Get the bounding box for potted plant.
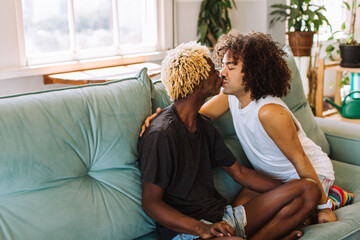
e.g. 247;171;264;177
326;0;360;67
270;0;330;56
197;0;236;48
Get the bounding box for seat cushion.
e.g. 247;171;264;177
0;68;155;239
301;160;360;240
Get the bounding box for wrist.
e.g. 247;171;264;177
197;219;212;236
317;199;332;210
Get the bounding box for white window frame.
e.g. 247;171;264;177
0;0;173;80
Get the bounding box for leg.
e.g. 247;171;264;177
239;178;321;240
232;187;260;207
208;237;243;240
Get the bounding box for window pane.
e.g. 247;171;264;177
22;0;70;55
311;0;347;41
117;0;157;46
73;0;113;50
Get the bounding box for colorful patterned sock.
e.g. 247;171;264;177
328;185;355;210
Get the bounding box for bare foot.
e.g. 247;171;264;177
280;230;303;240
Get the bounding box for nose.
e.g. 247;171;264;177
220;66;227;78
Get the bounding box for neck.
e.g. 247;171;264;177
235;91;252;109
174;91;205;134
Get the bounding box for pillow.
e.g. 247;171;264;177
0;68;155;239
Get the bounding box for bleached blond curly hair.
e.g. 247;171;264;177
161;41;211;101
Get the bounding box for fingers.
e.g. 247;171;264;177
139;108;162;137
210;221;236;237
139;125;146;137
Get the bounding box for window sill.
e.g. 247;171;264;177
0;51;166;81
44;62;161;85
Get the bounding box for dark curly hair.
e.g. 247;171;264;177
213;30;291;100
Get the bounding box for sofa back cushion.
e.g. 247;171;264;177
0;68;155;239
281;45;330;154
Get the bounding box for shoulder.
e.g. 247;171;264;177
258;103;296;134
140;109;178;144
198;112;217;130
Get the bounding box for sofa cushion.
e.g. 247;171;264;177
301;160;360;239
281;45;330;155
0;68;155;239
151;80;172;112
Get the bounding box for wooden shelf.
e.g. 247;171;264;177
316;59;353;117
324;112;360;125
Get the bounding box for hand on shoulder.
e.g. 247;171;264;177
139;107;162;137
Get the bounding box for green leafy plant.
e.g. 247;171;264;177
197;0;236;48
326;0;360;59
270;0;330;32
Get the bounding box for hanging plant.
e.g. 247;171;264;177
197;0;236;48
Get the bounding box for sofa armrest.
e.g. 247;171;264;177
315;117;360;166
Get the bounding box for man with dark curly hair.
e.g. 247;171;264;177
201;30;337;224
139;41;321;240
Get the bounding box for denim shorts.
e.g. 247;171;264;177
172;205;247;240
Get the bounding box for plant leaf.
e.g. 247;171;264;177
325;45;335;52
343;1;350;11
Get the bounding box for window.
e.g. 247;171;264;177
20;0;163;66
311;0;347;41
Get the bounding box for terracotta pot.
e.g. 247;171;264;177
287;31;315;57
340;44;360;68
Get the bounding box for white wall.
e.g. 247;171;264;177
175;0;286;45
0;0;21;69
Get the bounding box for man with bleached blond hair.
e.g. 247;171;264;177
138;41;321;240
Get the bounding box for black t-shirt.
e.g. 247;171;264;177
138;104;237;238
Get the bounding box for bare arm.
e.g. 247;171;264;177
223;160;281;193
142;182;236;238
199;92;229;119
258;104;337;223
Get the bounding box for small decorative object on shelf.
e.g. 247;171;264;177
325;91;360;119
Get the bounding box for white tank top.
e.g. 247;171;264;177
228;95;335;182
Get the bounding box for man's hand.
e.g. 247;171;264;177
318;208;337;223
199;221;237;239
139;107;162;137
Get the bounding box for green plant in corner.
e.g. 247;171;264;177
197;0;236;48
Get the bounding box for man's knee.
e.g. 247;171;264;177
296;178;322;208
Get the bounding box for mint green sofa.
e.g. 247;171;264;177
0;46;359;240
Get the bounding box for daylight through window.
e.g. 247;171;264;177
21;0;158;65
